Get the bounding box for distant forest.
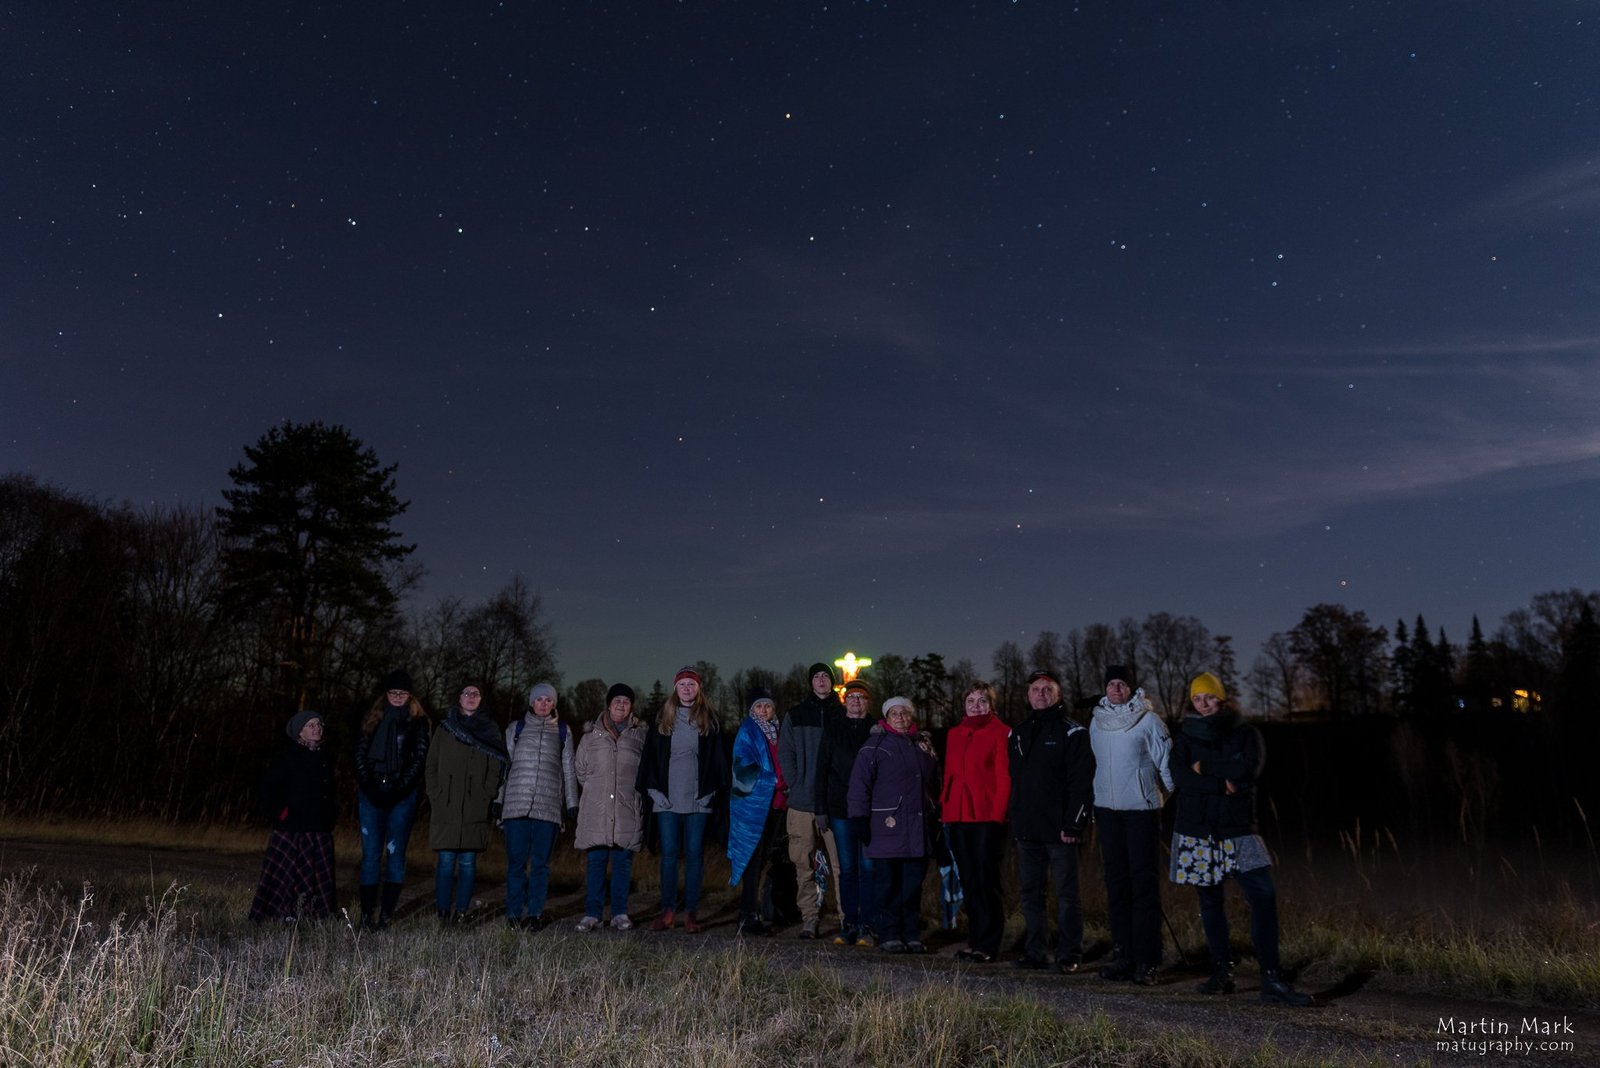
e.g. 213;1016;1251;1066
3;423;1596;840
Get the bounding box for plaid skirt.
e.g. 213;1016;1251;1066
249;830;337;922
1169;832;1271;887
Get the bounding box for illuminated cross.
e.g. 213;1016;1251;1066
834;651;872;684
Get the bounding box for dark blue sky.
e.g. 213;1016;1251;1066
6;2;1596;684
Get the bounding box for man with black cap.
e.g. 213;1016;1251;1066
777;661;846;938
1008;669;1095;972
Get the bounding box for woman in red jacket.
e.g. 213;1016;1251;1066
942;680;1012;962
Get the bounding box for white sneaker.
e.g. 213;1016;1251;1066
575;915;601;932
610;914;634;930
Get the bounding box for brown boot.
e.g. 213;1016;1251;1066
683;912;701;934
649;908;675;931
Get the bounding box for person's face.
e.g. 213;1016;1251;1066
751;699;776;723
884;704;915;729
811;671;834;698
1191;692;1221;717
459;687;483;714
844;690;870;718
1027;677;1060;709
532;694;556;717
386;688;409;708
964;690;992;717
675;677;700;705
1105;679;1132;704
608;696;633;722
298;718;324;745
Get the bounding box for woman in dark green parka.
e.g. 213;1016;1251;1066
426;681;508;922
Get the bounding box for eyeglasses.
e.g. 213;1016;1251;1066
461;689;482;698
387;689;409;698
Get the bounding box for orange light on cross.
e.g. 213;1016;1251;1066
834;651;871;684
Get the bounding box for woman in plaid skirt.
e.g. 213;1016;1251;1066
249;710;338;923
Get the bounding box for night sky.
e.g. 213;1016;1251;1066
6;3;1597;686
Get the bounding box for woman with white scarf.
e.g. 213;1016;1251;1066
1089;665;1173;985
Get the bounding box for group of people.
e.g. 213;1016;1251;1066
249;660;1312;1006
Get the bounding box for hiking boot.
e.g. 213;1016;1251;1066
1099;957;1134;981
1132;964;1159;986
649;909;675;931
799;918;819;939
832;925;854;946
1259;969;1313;1006
854;928;875;948
1197;964;1235;995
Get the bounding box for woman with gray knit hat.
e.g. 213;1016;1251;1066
426;680;508;923
573;682;647;931
249;710;337;922
498;681;578;929
1090;665;1172;984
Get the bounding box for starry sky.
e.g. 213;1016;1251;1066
6;2;1597;686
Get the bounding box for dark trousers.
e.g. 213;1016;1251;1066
946;821;1007;956
1096;807;1163;967
739;810;783;918
871;856;928;943
1195;864;1282;971
1016;839;1082;964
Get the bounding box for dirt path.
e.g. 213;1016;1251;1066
2;836;1594;1066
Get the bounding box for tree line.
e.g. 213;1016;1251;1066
1;420;1594;821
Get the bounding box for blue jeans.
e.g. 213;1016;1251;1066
503;818;560;920
656;810;709;912
584;848;635;919
434;850;479;914
1196;864;1282;971
357;790;419;886
830;816;874;929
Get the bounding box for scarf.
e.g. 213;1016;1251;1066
751;713;778;745
1181;706;1240;743
1092;690;1153;733
883;716;919;738
365;705;406;772
443;707;509;762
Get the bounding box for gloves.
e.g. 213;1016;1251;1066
565;807;579;826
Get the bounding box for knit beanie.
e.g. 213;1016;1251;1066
746;686;775;713
606;682;636;705
1104;664;1136;689
843;679;873;698
1189;672;1227;700
674;666;701;685
808;662;836;685
528;681;558;705
286;710;322;739
882;695;915;716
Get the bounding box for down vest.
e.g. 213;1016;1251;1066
498;712;578;824
574;715;647;851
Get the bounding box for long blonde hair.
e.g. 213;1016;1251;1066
656;686;719;736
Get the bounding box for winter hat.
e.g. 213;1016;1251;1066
808;661;837;684
882;695;915;716
1104;665;1136;689
381;669;414;693
843;679;873;698
606;682;636;705
746;686;775;713
528;681;558;705
1026;669;1060;687
1189;672;1227;701
286;710;322;740
674;666;701;685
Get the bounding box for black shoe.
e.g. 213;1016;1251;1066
879;940;908;954
1197;965;1235;995
736;916;772;937
1013;956;1050;970
1056;958;1081;975
905;940;928;954
1099;960;1134;981
1259;969;1313;1006
1132;964;1158;986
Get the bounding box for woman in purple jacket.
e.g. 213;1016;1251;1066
847;695;939;954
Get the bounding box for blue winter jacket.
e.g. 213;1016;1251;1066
727;716;779;884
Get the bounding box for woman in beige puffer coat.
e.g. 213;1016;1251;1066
572;683;647;930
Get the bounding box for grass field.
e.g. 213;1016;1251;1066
1;815;1596;1066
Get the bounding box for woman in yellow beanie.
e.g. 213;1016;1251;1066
1168;672;1312;1006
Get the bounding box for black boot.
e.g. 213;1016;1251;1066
379;882;403;929
1098;946;1133;981
1196;961;1234;995
1259;969;1313;1006
358;884;380;931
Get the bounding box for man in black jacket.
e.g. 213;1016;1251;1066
1008;670;1095;972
